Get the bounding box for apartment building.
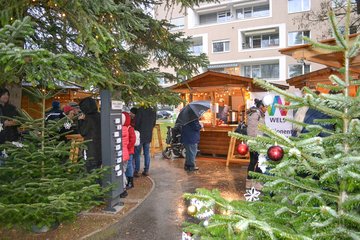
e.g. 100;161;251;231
155;0;346;86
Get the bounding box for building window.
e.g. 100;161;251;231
243;29;279;49
288;31;310;46
242;63;279;79
199;13;217;25
288;64;310;78
288;0;310;13
236;4;270;19
212;40;230;53
169;17;184;30
336;26;357;35
331;0;356;8
189;37;203;56
217;11;231;23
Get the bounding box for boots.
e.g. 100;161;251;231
120;190;128;198
126;177;134;190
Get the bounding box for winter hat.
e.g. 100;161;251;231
52;100;60;109
68;101;80;109
0;88;10;97
63;105;75;114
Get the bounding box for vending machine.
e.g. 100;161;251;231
100;90;125;211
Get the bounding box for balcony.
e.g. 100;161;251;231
195;0;270;26
241;28;279;50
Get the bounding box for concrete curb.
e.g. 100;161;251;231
80;176;156;240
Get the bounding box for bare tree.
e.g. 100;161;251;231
293;0;359;39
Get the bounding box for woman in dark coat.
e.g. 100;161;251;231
78;97;102;172
0;88;20;144
134;106;156;176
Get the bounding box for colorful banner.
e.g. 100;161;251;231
265;95;294;137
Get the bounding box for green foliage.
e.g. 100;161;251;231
183;1;360;239
0;88;107;229
0;0;213;105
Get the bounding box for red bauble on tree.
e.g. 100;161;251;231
267;145;284;161
237;142;249;155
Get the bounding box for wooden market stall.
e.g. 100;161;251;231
21;82;94;119
286;67;359;95
280;33;360;95
169;71;288;158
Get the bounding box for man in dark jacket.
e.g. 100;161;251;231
0;88;20;144
78;97;102;172
45;100;64;121
181;118;203;172
134;106;156;177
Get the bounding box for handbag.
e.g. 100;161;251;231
235;122;247;135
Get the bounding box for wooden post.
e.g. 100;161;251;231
226;136;250;166
151;123;163;157
65;134;84;163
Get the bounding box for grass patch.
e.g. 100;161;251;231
156;119;175;145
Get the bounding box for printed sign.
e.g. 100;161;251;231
265;95;294;137
112;100;123;110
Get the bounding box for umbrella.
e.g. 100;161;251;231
176;101;211;126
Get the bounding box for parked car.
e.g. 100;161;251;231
157;112;164;119
157;110;173;119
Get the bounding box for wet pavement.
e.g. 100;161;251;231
102;155;247;240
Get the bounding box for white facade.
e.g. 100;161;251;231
155;0;333;86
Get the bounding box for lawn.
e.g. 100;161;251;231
156;118;175;145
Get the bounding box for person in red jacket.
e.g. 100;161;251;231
120;113;130;198
123;112;136;189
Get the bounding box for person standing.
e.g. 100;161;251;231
216;98;229;124
123;112;136;190
246;99;267;181
78;97;102;172
45;100;64;121
0;88;20;144
181;118;203;172
119;113;133;198
134;106;156;177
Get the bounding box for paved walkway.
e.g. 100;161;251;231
91;155;247;240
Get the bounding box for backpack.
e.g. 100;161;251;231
235;121;247;135
134;130;141;146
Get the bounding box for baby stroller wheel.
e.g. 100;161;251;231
162;147;172;159
181;148;186;158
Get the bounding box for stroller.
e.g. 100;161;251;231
162;123;186;159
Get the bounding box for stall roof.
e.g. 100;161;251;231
279;33;360;73
169;71;288;93
286;67;338;89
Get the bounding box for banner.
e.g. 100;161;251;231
265;95;294;137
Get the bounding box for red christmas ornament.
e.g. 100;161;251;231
267;145;284;161
237;143;249;155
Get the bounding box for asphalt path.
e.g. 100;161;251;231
103;155;247;240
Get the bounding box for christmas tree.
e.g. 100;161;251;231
183;2;360;239
0;18;106;230
0;0;216;106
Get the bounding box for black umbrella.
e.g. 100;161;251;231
176;101;211;126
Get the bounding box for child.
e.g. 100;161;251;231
123;112;136;189
120;113;130;198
